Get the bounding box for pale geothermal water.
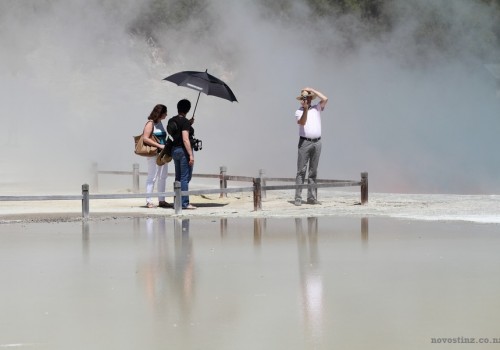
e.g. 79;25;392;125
1;216;499;350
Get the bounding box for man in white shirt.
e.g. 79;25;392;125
294;87;329;206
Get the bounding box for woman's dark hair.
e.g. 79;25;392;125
177;99;191;114
148;104;167;123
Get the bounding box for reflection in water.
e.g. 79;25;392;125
82;221;89;262
220;218;227;238
140;218;169;308
78;216;369;348
361;217;369;243
296;217;323;348
253;218;266;246
137;218;195;327
173;218;195;324
133;217;141;236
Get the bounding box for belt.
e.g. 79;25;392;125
300;136;321;142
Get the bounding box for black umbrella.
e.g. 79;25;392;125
163;69;237;117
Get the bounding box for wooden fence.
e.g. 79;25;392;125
1;163;368;218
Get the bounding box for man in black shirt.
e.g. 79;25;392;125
169;99;197;209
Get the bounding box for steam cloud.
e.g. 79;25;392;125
1;0;499;194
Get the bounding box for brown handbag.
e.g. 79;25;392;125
134;121;159;157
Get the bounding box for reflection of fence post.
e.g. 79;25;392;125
133;163;140;193
253;177;262;211
361;217;369;241
174;181;182;215
220;218;227;238
91;162;99;193
361;172;368;204
259;169;266;199
82;184;89;220
219;166;227;198
174;217;182;236
253;218;263;246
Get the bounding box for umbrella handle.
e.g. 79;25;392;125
192;91;201;118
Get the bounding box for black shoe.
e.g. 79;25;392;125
306;199;321;205
294;199;302;206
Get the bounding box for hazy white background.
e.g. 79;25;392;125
1;0;499;194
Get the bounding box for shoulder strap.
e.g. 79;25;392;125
145;120;155;137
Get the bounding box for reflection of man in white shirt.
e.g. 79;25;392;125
295;87;329;206
295;217;324;343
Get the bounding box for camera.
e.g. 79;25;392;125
192;138;203;152
301;96;308;101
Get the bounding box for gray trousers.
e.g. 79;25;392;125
295;138;322;201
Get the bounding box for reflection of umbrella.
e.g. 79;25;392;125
163;69;237;117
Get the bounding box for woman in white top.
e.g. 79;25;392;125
142;104;170;208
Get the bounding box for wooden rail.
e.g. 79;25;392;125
93;163;367;197
2;165;368;218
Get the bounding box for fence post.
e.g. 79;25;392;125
174;181;182;215
219;166;227;198
82;184;89;219
133;163;140;193
259;169;266;199
253;177;262;211
361;172;368;204
91;162;99;193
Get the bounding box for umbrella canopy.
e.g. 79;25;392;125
163;69;237;117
